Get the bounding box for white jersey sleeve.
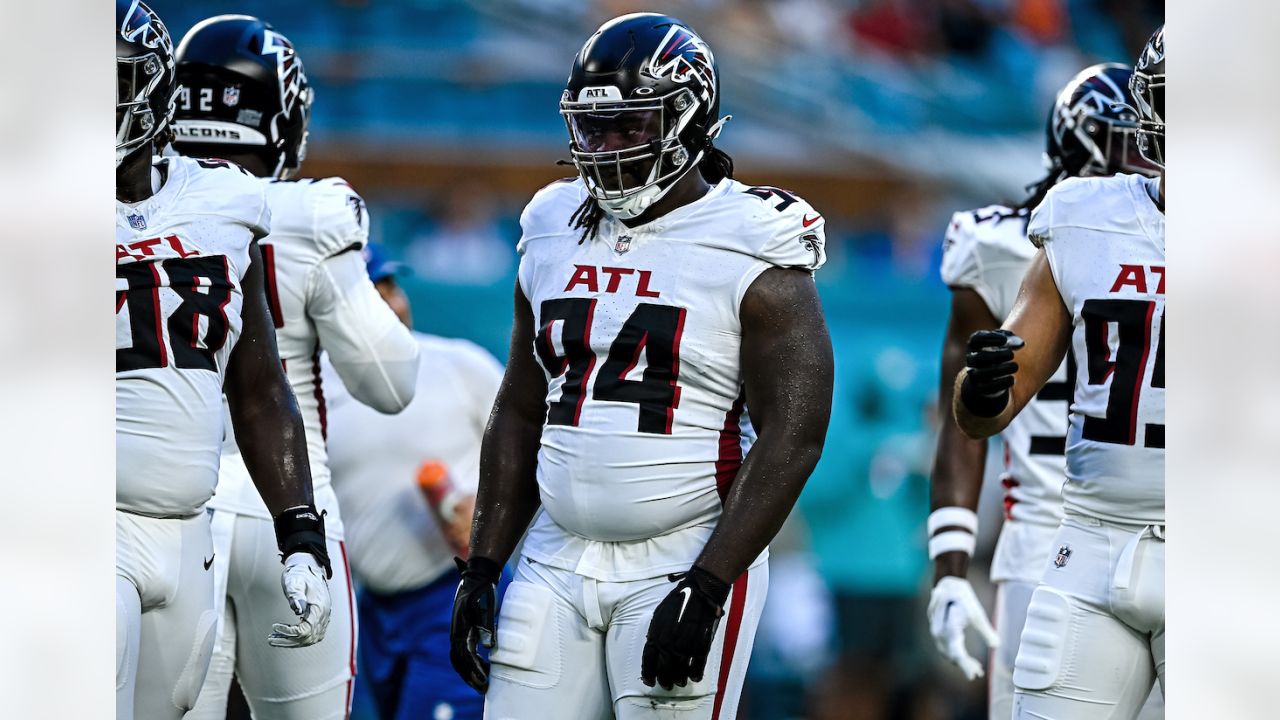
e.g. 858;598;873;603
939;205;1034;321
309;249;420;414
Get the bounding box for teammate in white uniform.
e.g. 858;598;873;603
116;3;332;719
449;14;833;720
323;248;504;720
953;27;1166;720
168;16;420;720
927;64;1158;719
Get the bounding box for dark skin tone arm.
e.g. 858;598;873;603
930;288;999;582
468;281;547;565
954;249;1073;439
694;267;834;585
224;241;316;514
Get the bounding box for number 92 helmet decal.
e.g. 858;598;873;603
172;15;314;179
116;0;176;167
560;13;729;220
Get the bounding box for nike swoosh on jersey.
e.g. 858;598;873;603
802;214;821;228
203;555;215;571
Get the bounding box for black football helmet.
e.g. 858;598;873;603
1046;63;1156;180
172;15;313;178
560;13;729;220
117;0;176;167
1130;26;1165;169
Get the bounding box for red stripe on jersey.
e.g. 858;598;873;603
312;342;327;441
711;571;749;720
339;542;356;719
715;390;747;501
148;262;168;368
1128;301;1156;444
261;243;285;329
664;308;687;435
572;300;597;426
619;331;649;383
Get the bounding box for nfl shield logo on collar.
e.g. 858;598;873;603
615;235;632;254
128;214;146;231
223;85;241;107
1054;544;1072;568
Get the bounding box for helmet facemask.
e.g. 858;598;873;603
1057;101;1155;178
116;0;175;168
561;86;707;220
1130;70;1165;169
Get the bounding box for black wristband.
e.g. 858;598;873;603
456;555;502;584
274;505;333;579
960;373;1011;418
687;566;732;608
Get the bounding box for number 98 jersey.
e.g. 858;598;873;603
1031;173;1165;525
116;156;269;517
517;178;825;581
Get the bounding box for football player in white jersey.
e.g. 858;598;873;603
168;16;421;720
953;27;1165;720
324;247;504;720
449;14;833;720
927;63;1158;719
116;3;332;719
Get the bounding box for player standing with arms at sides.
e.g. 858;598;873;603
926;63;1158;718
953;27;1165;720
449;14;834;720
170;16;421;720
116;3;330;719
323;246;504;720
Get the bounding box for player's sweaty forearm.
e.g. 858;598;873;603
468;282;546;566
225;246;315;514
694;267;834;584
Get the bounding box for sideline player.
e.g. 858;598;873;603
170;16;421;720
116;2;330;719
953;27;1165;720
926;63;1157;719
324;246;504;720
449;13;834;720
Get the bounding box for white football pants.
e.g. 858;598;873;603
116;511;218;720
1012;513;1165;719
183;511;356;720
485;556;768;720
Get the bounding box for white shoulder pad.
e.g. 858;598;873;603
517;177;586;255
940;204;1030;285
725;181;826;271
305;177;369;257
178;156;270;239
1028;175;1136;248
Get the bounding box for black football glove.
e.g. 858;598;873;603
641;566;731;690
449;556;501;694
960;329;1025;417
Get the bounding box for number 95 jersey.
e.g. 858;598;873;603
116;156;269;517
1031;173;1165;525
517;178;825;580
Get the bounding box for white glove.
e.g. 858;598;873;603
927;576;999;680
268;552;332;648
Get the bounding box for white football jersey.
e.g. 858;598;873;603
1032;173;1165;525
116;156;269;516
211;176;419;537
517;178;825;582
941;204;1069;528
325;333;502;594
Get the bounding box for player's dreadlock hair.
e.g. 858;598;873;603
1015;169;1064;227
567;145;735;244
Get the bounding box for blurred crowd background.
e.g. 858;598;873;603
154;1;1163;718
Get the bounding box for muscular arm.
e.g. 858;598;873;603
311;249;420;414
694;267;834;584
954;249;1072;439
468;281;547;565
225;242;315;515
930;288;998;580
